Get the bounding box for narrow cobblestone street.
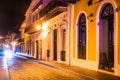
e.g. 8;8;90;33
1;0;120;79
6;54;85;80
1;52;120;80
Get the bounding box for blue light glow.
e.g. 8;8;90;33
3;49;13;58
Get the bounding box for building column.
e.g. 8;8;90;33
66;4;74;65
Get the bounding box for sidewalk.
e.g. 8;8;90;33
0;56;9;80
40;61;120;80
17;53;120;80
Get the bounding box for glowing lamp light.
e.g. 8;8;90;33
36;25;42;30
37;22;50;39
11;41;17;46
42;22;49;31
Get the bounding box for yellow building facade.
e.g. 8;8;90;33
71;0;120;76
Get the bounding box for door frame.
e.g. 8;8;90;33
36;40;39;59
96;0;118;72
53;29;57;61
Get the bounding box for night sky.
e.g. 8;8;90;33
0;0;31;36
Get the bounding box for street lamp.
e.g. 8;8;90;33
36;21;50;39
36;25;42;30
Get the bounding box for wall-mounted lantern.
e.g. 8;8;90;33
36;21;50;39
88;13;94;22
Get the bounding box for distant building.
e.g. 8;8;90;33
4;31;21;53
19;21;28;54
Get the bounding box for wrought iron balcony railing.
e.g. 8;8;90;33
32;0;43;12
39;0;67;19
25;23;37;34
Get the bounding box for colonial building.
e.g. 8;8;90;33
20;0;76;64
71;0;120;76
20;0;120;76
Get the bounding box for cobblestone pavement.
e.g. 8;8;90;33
17;54;120;80
6;55;85;80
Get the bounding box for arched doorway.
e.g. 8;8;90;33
78;13;86;59
99;3;114;72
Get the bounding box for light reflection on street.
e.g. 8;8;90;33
0;56;7;70
0;50;9;80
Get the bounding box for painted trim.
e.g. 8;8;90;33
70;4;74;65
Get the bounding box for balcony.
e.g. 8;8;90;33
25;23;38;34
26;0;68;34
32;0;43;12
39;0;67;20
26;0;80;34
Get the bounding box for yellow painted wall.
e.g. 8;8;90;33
73;0;100;61
73;0;91;59
72;0;120;61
